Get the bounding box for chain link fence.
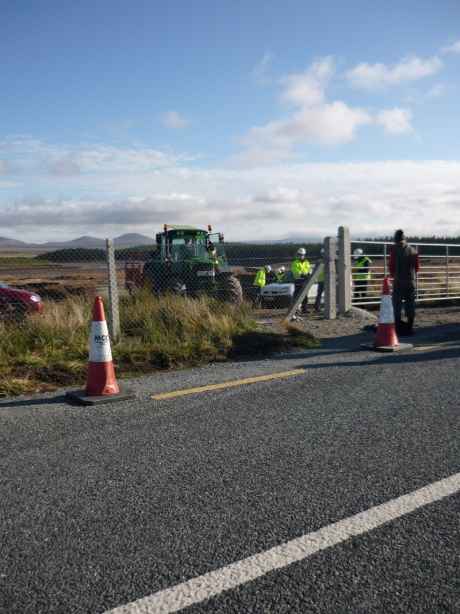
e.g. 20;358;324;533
0;247;109;323
5;228;459;337
0;229;324;336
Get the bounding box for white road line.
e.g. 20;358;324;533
105;472;460;614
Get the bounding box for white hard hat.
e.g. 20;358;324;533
265;265;272;272
353;248;363;257
297;247;306;256
278;266;285;273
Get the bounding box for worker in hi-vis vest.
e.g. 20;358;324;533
353;248;372;300
253;264;274;288
253;265;274;306
291;247;311;279
276;266;286;282
291;247;312;313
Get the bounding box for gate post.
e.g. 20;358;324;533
338;226;351;314
324;236;337;320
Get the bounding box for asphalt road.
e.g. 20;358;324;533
1;337;459;613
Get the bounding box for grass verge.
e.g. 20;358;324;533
0;292;319;397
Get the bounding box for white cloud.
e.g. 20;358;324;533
252;52;274;85
281;57;334;106
239;57;376;163
0;194;206;228
162;111;189;129
244;102;372;150
239;101;373;166
376;108;413;134
3;160;460;242
75;145;184;172
441;40;460;55
296;102;373;143
0;137;191;175
346;55;442;89
242;52;429;164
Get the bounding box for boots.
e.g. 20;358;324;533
406;316;415;336
397;319;414;337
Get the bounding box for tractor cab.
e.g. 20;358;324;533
156;226;227;265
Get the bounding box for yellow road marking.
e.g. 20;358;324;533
414;345;439;352
152;369;306;400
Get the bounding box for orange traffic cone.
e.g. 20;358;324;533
66;297;134;405
86;296;119;395
374;277;399;349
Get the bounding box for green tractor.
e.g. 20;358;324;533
129;225;243;305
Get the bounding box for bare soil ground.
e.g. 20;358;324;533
0;263;124;300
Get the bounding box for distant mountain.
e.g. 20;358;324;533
113;233;152;246
56;235;106;248
0;233;154;251
0;236;29;247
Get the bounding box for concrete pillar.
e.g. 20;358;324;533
324;236;337;320
338;226;351;314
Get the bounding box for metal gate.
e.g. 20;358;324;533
350;240;460;307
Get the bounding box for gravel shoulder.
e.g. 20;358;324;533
258;305;460;347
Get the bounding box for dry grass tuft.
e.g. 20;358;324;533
0;292;318;397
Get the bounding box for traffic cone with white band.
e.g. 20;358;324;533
86;296;119;395
66;297;134;405
374;277;399;349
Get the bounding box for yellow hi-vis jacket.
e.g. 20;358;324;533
291;258;311;280
354;256;372;281
253;268;266;288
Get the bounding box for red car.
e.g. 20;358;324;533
0;282;44;318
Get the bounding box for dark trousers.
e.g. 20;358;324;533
252;287;263;307
393;284;415;326
294;277;310;312
354;279;368;300
314;281;324;311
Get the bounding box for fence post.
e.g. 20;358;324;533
324;236;337;320
383;243;388;277
105;239;121;342
446;245;449;296
337;226;351;314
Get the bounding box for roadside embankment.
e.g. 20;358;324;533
0;292;318;397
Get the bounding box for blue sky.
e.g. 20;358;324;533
1;0;460;241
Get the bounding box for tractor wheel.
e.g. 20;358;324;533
218;275;243;305
167;278;186;295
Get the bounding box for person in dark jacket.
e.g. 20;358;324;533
389;229;420;336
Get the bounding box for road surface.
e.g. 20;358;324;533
1;336;459;613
